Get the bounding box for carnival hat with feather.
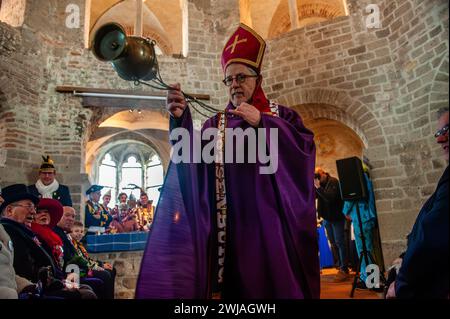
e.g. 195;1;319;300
39;155;56;173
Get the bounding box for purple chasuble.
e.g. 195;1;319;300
135;103;320;299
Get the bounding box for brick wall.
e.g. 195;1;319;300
261;0;448;263
0;0;448;270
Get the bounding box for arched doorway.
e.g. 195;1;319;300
94;142;164;207
309;118;364;176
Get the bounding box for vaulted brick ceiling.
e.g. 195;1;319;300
89;0;347;53
241;0;347;39
89;0;182;54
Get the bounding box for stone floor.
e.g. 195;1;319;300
109;265;383;299
320;268;383;299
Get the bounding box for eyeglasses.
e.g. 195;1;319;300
11;204;36;211
434;124;449;138
222;73;258;86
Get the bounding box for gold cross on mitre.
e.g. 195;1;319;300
226;35;248;54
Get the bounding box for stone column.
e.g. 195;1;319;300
288;0;299;31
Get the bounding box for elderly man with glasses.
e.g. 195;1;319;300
0;184;61;283
136;24;318;299
386;108;449;299
0;185;100;299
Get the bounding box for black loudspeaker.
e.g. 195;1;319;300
336;156;368;201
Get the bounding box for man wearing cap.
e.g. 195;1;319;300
84;185;111;235
0;184;51;282
28;156;73;207
136;24;318;299
0;185;98;299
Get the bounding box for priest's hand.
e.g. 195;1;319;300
228;102;261;127
167;83;187;118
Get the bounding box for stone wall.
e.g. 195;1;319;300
0;0;26;27
90;250;143;299
0;0;234;213
261;0;449;263
0;0;448;269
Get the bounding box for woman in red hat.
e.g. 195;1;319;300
32;199;106;298
31;198;65;270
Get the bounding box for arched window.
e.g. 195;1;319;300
98;153;117;207
120;155;143;200
96;148;164;208
145;154;163;204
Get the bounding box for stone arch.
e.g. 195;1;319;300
86;129;170;177
275;88;385;148
292;103;368;148
268;1;346;39
122;25;173;55
308;118;364;177
89;134;167;183
85;108;170;179
97;109;169;131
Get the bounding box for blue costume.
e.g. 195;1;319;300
342;172;377;282
84;185;112;234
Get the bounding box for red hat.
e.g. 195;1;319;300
221;23;266;74
37;198;64;228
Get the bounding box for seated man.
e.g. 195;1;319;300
28;156;73;207
387;108;449;298
0;184;94;299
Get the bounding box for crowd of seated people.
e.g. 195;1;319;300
85;185;155;235
0;157;117;299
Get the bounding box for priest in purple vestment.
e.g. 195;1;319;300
135;23;320;299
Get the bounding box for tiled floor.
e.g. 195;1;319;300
320;268;383;299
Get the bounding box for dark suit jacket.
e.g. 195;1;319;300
53;226;77;267
52;226;77;269
0;218;56;283
28;184;73;207
396;165;449;298
316;174;344;222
